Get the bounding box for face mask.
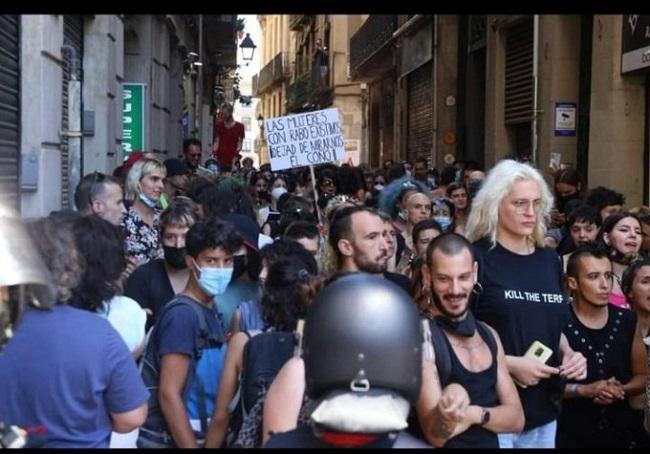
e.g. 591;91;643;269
207;164;219;174
193;259;234;296
431;291;476;337
232;254;248;280
374;184;385;192
164;246;187;269
427;177;436;188
271;186;288;201
455;170;462;182
434;216;452;231
139;192;160;209
556;193;580;214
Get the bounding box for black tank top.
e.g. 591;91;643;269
441;322;499;449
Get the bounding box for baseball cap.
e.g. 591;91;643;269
163;158;188;178
222;213;260;251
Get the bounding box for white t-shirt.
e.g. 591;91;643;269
99;295;147;353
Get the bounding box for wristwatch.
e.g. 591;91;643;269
480;407;491;426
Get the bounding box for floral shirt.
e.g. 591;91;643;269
122;205;163;266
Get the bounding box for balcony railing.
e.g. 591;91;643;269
289;14;310;31
286;60;332;112
350;15;398;74
257;52;288;94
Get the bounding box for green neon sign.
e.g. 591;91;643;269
122;83;145;155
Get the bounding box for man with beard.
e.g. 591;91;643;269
416;233;524;448
329;205;409;291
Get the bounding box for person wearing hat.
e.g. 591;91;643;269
161;159;189;209
264;274;431;448
217;213;264;335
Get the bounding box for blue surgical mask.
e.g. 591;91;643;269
434;216;452;232
139;192;160;209
193;259;233;296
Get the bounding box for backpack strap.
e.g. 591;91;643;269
427;319;452;386
475;321;498;359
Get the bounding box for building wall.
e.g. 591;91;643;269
588;15;646;206
434;15;459;169
82;15;124;176
20;15;65;218
536;15;582;171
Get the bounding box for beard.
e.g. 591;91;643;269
430;289;470;321
354;252;388;274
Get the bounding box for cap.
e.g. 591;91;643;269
163;158;188;178
222;213;260;251
122;151;145;175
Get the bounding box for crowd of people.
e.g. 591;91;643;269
0;135;649;449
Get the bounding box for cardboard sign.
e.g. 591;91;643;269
265;108;345;171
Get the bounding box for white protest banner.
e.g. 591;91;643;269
265;108;345;171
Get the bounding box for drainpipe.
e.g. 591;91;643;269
195;15;203;139
531;14;539;165
432;15;439;167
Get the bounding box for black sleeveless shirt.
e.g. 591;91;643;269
441;322;500;449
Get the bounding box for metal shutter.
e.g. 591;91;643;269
61;15;83;208
407;61;433;163
0;15;20;210
504;18;533;124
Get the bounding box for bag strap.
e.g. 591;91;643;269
427;319;452;386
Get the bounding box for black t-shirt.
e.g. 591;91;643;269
384;271;410;293
124;258;175;330
557;305;646;448
472;239;570;430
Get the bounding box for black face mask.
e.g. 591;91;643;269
556;193;581;214
164;246;187;270
468;180;482;199
608;247;638;266
430;290;476;337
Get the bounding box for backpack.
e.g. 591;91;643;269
137;295;223;447
227;330;296;448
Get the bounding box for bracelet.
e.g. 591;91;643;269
568;383;579;396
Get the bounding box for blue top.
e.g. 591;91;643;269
238;299;266;332
153;297;227;421
217;280;261;333
0;305;149;448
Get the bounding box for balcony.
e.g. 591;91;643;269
286;61;333;113
349;15;398;81
289;14;311;31
257;52;289;94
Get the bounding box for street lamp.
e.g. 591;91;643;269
239;33;257;62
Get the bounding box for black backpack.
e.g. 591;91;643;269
137;295;223;446
227;330;296;448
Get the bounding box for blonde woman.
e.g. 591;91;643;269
466;159;587;448
122;158;167;266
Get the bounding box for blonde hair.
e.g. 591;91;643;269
124;158;166;202
465;159;553;248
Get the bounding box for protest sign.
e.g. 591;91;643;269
265;108;345;171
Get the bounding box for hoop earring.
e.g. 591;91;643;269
472;281;484;296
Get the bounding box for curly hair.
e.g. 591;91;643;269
25;216;84;303
261;256;323;331
69;216;127;313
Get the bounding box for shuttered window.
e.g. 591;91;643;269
61;15;83;208
407;61;433;163
0;15;20;210
504;17;533;125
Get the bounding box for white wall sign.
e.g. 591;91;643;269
265;108;345;171
554;102;577;137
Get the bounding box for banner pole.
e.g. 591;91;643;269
309;165;322;225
